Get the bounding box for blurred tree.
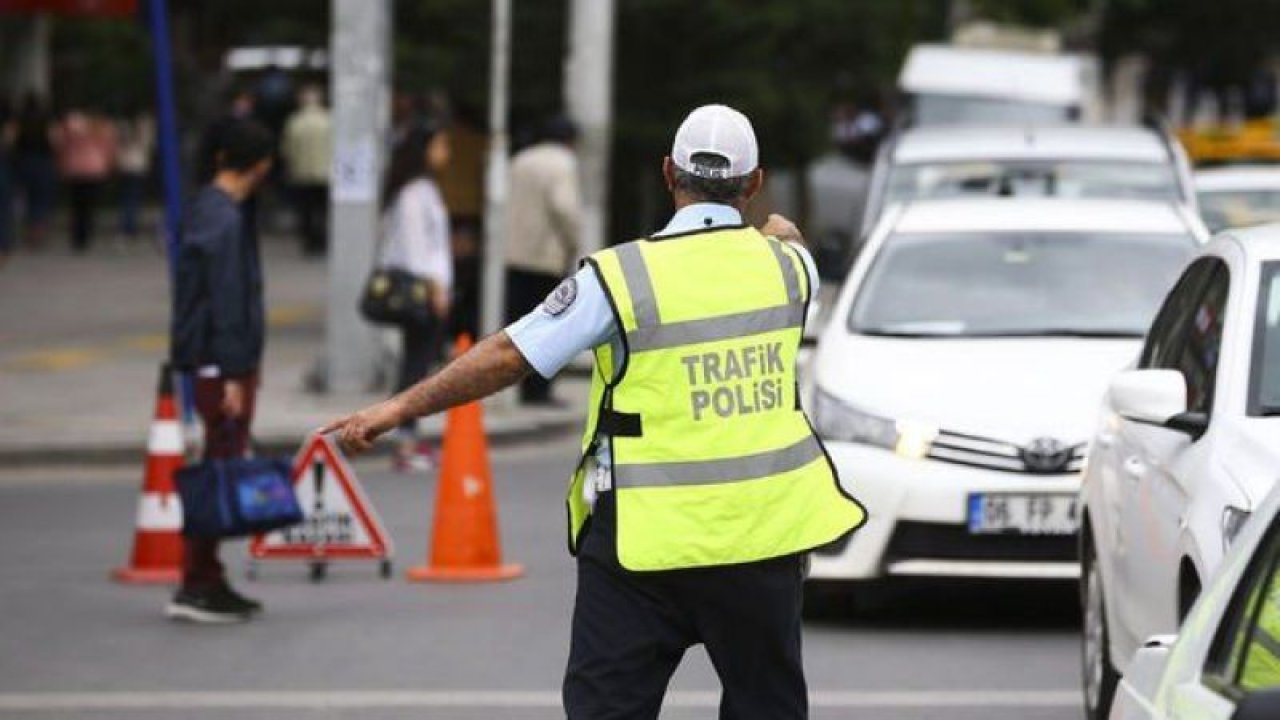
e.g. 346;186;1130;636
608;0;947;235
967;0;1088;28
1099;0;1280;121
50;16;150;113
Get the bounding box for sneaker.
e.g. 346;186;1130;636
165;587;251;624
393;441;436;474
215;584;264;615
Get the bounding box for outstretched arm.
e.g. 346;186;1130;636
319;331;533;454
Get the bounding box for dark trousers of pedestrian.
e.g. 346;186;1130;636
292;182;328;256
0;159;13;257
564;494;808;720
118;172;144;240
183;372;259;591
396;320;442;434
505;267;561;403
66;179;103;253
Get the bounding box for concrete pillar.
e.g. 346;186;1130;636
480;0;513;339
324;0;391;392
563;0;615;256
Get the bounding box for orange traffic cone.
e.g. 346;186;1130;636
112;364;185;584
407;335;524;583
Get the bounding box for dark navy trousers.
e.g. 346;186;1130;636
564;493;808;720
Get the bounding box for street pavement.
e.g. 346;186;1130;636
0;238;581;464
0;433;1083;720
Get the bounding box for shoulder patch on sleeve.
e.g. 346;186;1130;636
541;277;579;316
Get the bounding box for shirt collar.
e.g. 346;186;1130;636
652;203;744;238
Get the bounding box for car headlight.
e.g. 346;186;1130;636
1223;506;1251;550
811;388;937;459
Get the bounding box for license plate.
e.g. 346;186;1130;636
967;493;1079;535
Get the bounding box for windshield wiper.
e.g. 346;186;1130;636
1258;407;1280;417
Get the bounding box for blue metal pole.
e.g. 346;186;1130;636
145;0;182;274
144;0;194;423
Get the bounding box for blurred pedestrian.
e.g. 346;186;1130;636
377;122;452;474
198;88;260;251
504;114;581;406
320;104;867;719
52;107;117;254
197;88;255;185
168;119;275;623
436;99;487;341
115;109;154;245
281;85;331;256
11;91;56;250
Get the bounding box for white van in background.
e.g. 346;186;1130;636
899;44;1101;126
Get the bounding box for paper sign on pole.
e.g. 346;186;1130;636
250;434;392;564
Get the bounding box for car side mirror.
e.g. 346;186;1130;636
1232;688;1280;720
1109;369;1187;426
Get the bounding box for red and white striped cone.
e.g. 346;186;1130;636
111;364;185;584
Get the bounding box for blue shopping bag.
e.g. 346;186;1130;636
176;457;303;539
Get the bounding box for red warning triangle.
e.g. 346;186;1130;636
250;434;393;561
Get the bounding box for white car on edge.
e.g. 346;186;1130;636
1080;225;1280;720
805;196;1206;603
1108;483;1280;720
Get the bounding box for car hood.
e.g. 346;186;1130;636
813;334;1141;445
1220;418;1280;507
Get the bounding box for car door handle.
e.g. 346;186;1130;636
1123;456;1147;479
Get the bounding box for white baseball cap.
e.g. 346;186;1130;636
671;104;758;179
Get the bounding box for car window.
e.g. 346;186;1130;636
1197;189;1280;234
885;161;1180;206
1177;265;1230;414
1206;518;1280;694
1248;262;1280;417
846;231;1193;337
1140;258;1219;369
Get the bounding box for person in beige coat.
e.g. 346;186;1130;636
281;86;332;256
504;115;581;405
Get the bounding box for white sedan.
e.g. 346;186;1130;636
1108;483;1280;720
1080;225;1280;720
805;196;1204;600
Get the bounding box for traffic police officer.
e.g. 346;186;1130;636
322;104;867;719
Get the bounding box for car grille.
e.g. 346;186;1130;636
928;429;1085;474
885;521;1077;563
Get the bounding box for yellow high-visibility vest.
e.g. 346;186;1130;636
567;225;867;571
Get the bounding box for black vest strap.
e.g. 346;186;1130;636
598;408;644;437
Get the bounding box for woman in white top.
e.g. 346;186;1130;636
379;122;452;472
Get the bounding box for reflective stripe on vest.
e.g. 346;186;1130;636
568;226;867;571
615;435;824;488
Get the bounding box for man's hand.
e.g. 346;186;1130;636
222;380;246;418
318;398;404;455
761;213;806;248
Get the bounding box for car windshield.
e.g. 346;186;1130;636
1251;261;1280;416
886;161;1180;206
912;95;1072;125
1197;189;1280;233
848;231;1194;338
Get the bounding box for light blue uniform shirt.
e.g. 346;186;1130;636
505;204;819;500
